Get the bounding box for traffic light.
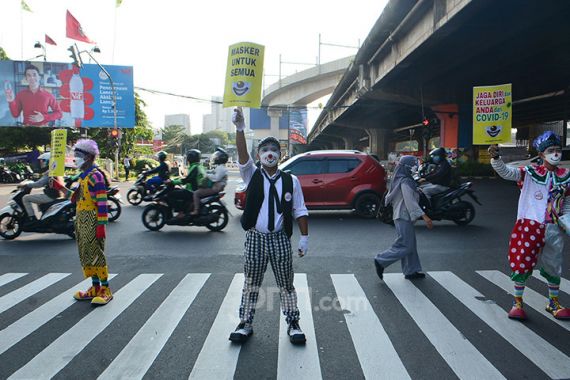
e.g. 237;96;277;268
67;44;83;68
108;128;120;149
422;118;430;127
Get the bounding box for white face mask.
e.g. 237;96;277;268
260;150;279;168
544;152;561;166
74;157;85;169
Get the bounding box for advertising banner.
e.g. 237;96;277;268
472;83;512;144
288;107;308;145
0;60;134;128
49;129;67;176
223;42;264;108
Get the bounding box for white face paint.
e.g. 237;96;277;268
543;147;562;166
259;145;280;168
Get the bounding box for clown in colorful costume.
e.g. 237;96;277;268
54;139;112;305
489;131;570;320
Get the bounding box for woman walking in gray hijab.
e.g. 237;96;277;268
375;155;433;280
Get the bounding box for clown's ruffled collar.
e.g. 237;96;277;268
524;164;570;186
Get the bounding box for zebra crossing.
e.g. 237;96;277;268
1;270;569;379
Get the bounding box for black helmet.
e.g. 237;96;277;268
429;147;446;158
157;151;167;161
257;136;281;151
212;147;228;165
186;149;201;164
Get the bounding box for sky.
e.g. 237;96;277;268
0;0;388;134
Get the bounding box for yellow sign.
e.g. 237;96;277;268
473;83;512;145
223;42;264;108
49;129;67;176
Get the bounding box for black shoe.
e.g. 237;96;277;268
229;322;253;343
23;216;37;227
404;272;426;280
287;321;306;345
374;260;384;280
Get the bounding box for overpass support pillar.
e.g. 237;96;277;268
267;108;282;138
366;128;387;159
342;136;357;150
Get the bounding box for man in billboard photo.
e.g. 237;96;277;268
4;64;62;127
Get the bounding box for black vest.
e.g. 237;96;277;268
241;169;294;237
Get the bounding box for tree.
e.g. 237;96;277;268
0;46;9;61
204;130;229;146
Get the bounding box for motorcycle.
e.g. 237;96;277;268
126;174;159;206
0;184;75;240
64;176;123;222
141;185;229;232
378;180;481;226
0;165;21;183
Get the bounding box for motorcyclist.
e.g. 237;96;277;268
165;149;207;219
190;147;229;215
18;152;63;224
143;151;170;190
418;147;452;199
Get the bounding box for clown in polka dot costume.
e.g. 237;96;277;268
490;131;570;321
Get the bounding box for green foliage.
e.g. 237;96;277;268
204;130;229;146
456;161;493;177
0;127;57;152
0;46;9;60
133;157;159;174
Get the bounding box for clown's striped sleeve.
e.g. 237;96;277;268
87;170;108;225
491;158;522;182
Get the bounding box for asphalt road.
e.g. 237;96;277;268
0;172;569;379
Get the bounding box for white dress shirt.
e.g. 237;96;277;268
239;158;308;233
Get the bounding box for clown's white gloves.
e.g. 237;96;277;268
298;235;309;257
232;107;245;132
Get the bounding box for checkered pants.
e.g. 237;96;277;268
239;229;300;324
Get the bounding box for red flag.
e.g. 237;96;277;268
66;10;95;44
45;34;57;46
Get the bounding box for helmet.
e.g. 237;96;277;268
186;149;201;164
257;136;281;151
429;147;447;158
157;151;167;161
38;152;51;161
212;147;228;165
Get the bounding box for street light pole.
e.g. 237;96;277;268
79;48;120;180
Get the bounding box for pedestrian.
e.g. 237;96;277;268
489;131;570;320
374;155;433;280
229;107;309;345
52;139;112;305
123;155;131;181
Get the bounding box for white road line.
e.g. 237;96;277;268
478;270;570;332
0;274;117;355
277;273;322;380
331;274;410;380
99;273;210;380
0;273;27;287
531;272;570;294
430;271;570;379
9;274;162;380
0;273;70;314
383;273;505;380
189;274;244;380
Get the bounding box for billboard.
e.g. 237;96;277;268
287;107;308;145
472;83;512;145
0;60;134;128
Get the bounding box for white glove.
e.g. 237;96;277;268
298;235;309;257
232;107;245;132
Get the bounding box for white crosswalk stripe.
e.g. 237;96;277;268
0;270;569;379
478;270;570;332
331;274;410;380
0;273;70;314
430;271;570;379
0;273;27;287
9;274;162;380
532;271;570;294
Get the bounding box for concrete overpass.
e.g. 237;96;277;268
252;56;352;143
308;0;570;159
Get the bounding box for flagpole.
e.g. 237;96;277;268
112;4;117;63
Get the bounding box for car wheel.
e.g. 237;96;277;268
0;214;22;240
355;193;380;219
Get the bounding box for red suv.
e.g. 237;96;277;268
234;150;387;218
